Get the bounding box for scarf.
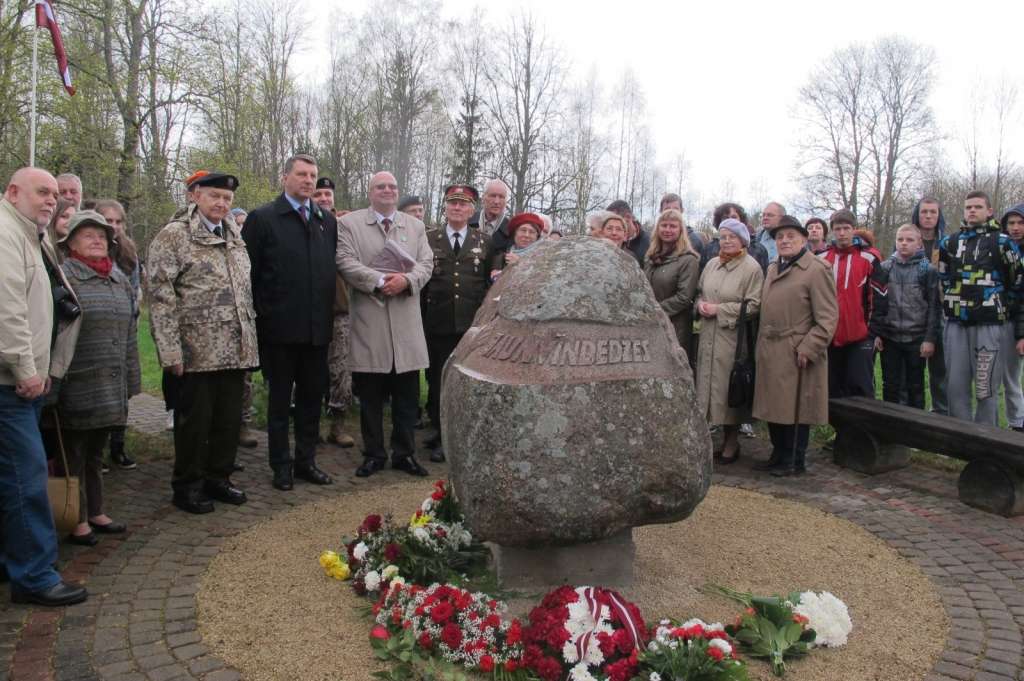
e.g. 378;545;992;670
777;247;807;274
70;252;113;278
718;247;747;265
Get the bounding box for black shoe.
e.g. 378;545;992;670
295;465;332;485
393;456;429;477
272;469;294;491
770;465;798;477
355;458;386;478
752;457;780;471
429;447;446;463
233;462;245;472
88;520;126;534
67;531;98;547
11;581;88;607
112;451;137;470
203;480;247;505
424;432;442;449
172;489;214;514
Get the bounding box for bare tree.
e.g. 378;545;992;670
485;13;566;213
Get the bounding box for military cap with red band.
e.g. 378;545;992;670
443;184;479;204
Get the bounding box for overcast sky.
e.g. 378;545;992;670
308;0;1024;212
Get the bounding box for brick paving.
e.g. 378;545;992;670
6;397;1024;681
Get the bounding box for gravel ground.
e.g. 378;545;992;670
198;481;946;681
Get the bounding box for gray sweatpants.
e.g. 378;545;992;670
945;322;1005;425
1003;322;1024;428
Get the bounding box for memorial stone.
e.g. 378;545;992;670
441;237;712;558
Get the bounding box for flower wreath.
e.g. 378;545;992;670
522;585;648;681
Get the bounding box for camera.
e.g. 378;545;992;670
52;285;81;321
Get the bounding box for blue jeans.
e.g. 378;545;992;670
0;385;60;592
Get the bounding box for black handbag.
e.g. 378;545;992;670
727;300;756;409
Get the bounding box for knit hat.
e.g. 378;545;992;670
718;218;750;246
508;212;544;239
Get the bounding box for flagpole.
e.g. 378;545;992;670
29;14;39;166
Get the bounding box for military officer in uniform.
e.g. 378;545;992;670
147;173;259;514
422;184;490;461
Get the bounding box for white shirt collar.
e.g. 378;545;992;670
446;223;468;239
374;210;397;224
198;210;222;234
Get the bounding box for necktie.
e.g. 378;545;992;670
452;232;461;255
298;205;308;223
382;218;392;234
214;224;223;239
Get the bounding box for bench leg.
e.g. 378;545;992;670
958;460;1024;516
832;424;910;475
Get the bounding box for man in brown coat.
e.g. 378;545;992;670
337;171;433;478
752;215;838;476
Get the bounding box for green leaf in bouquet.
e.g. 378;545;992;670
782;622;804;645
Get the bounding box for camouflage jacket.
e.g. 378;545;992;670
146;204;259;372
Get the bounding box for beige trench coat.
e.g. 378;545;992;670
336;209;433;374
695;255;764;425
752;252;838;425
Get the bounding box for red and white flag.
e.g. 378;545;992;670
34;0;75;96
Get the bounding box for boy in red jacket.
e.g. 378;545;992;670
820;210;882;398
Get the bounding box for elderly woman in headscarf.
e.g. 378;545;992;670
489;212;545;281
644;209;700;355
55;211;140;545
695;218;765;463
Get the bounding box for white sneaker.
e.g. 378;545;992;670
739;423;755;438
166;410;174;431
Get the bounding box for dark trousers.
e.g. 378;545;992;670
108;425;126;457
426;333;463;434
353;369;419;462
173;370;244;491
262;343;327;472
767;422;810;469
928;331;948;414
828;340;875;398
162;370;182;411
880;339;926;409
59;428;109;522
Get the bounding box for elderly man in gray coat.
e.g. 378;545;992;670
337;171;434;477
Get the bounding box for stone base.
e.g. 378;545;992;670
832;425;910;475
958;460;1024;516
491;529;635;589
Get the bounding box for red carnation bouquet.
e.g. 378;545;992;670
522;586;648;681
371;581;524;672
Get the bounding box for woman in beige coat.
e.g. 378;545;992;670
752;216;838;477
644;209;699;355
695;219;764;463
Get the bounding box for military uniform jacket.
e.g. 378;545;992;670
146;204;259;372
423;227;489;337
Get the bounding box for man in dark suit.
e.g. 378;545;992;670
422;185;490;461
242;154;337;491
470;179;512;266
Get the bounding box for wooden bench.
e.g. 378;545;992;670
828;396;1024;516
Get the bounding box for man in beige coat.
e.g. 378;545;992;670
337;171;433;478
752;215;838;476
0;167;87;607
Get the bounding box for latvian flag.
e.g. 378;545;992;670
35;0;75;96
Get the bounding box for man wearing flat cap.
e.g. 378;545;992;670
147;172;259;514
421;185;490;461
398;195;426;223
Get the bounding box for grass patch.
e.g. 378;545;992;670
124;427;174;464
